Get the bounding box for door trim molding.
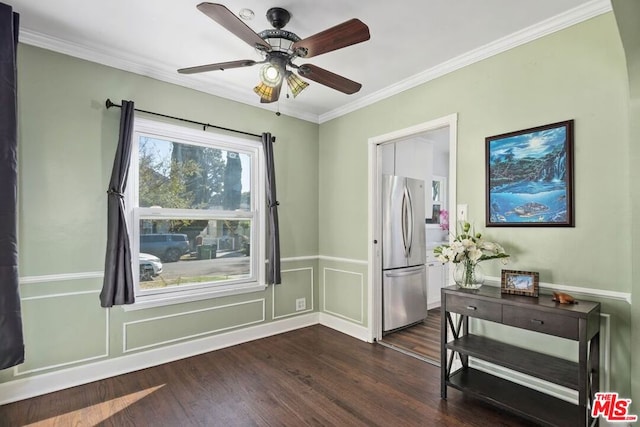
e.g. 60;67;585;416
368;114;458;342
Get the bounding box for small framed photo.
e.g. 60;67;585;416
501;270;539;297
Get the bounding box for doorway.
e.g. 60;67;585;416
378;307;443;363
367;114;458;364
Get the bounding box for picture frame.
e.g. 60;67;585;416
485;120;574;227
501;270;539;297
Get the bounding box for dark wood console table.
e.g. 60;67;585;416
441;285;600;427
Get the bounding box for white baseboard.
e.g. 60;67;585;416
470;359;578;403
319;312;371;342
0;312;319;405
471;359;629;427
427;301;441;310
0;311;374;405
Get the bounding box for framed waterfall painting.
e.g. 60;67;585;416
485;120;574;227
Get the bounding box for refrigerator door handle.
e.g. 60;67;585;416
384;265;424;277
401;188;409;258
405;184;414;257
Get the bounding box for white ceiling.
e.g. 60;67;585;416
12;0;610;123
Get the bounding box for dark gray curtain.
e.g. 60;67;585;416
263;133;281;285
0;2;24;370
100;101;135;307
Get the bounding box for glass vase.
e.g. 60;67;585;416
453;261;484;289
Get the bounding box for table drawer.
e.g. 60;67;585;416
445;294;502;323
503;305;578;340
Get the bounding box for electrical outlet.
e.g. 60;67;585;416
457;204;468;221
295;298;306;311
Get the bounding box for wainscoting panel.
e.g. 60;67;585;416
272;267;314;319
323;267;365;324
16;290;109;375
122;299;265;353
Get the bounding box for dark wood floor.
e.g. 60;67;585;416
381;307;441;362
0;325;535;427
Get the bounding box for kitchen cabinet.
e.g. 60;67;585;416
441;285;600;426
426;255;446;309
380;139;434;218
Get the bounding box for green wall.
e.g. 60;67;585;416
612;0;640;412
0;44;319;388
17;46;319;273
319;12;633;397
2;8;637;409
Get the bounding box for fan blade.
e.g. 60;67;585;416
197;3;270;50
298;64;362;94
260;80;283;104
292;18;370;58
178;59;258;74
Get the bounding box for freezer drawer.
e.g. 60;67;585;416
383;265;427;332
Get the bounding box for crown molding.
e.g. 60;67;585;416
17;29;318;124
318;0;612;123
17;0;611;125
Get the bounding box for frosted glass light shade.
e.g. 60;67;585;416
259;64;282;87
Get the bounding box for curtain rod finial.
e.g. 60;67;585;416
105;99;115;109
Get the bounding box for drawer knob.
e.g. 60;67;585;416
531;319;544;325
466;306;477;311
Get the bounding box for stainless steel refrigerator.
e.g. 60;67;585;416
382;175;427;333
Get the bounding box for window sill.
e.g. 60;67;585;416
122;282;267;311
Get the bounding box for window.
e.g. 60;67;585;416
426;176;447;226
128;118;265;305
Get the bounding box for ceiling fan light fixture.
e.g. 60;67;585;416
259;63;282;87
254;81;276;101
181;5;370;104
286;72;309;98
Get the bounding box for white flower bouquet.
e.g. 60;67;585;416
434;221;509;288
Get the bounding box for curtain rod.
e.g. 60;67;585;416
105;99;270;141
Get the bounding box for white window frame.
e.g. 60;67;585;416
124;117;266;310
426;175;447;229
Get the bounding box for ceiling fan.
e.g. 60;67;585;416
178;3;371;104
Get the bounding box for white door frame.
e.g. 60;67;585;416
367;113;458;342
